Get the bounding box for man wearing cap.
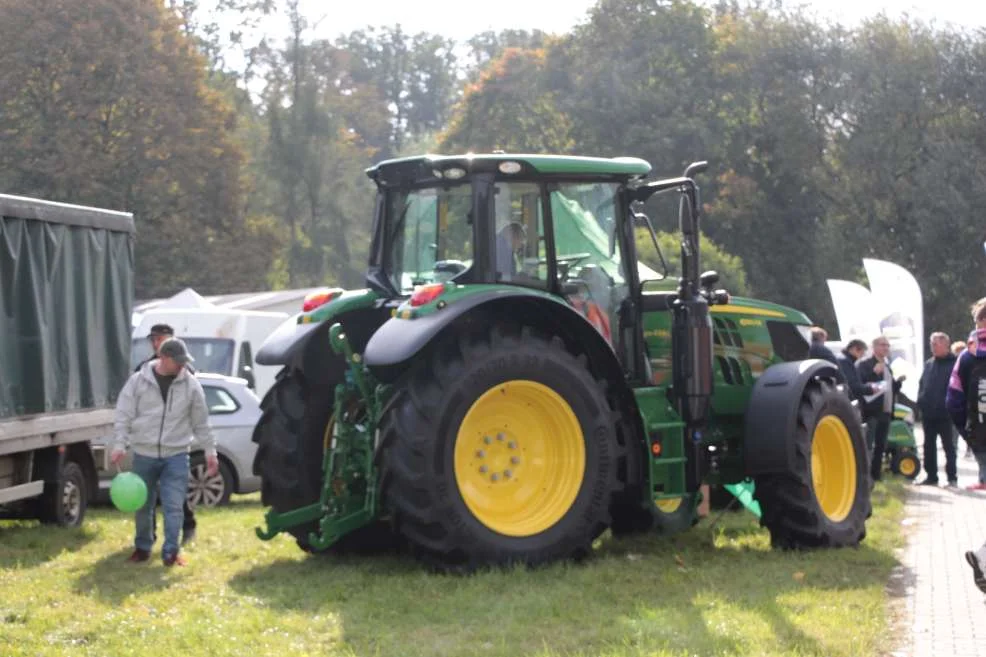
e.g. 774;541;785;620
135;323;200;545
112;337;218;566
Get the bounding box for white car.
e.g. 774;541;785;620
92;373;261;508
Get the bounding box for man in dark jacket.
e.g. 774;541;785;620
857;336;904;481
917;331;958;486
836;339;874;404
808;326;839;364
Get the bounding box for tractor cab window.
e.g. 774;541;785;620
388;184;473;294
493;181;548;287
549;182;628;346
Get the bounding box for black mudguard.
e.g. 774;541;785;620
363;288;622;381
255;314;320;366
743;359;843;476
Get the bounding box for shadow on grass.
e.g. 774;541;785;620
73;549;181;604
0;522;97;568
227;507;900;656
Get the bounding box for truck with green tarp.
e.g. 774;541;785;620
0;193;135;527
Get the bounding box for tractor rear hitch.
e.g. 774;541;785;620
255;322;381;547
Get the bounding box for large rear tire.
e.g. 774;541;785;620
252;369;394;554
754;381;869;549
378;323;626;572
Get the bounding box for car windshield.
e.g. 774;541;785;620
130;337;236;375
387;183;473;293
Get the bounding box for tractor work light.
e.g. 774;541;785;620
302;287;343;312
498;161;522;174
443;167;466;180
409;283;446;307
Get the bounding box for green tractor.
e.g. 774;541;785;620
251;153;871;571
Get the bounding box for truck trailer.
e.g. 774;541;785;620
0;193;134;527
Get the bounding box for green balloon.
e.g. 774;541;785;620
110;472;148;513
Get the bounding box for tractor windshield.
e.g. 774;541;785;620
387;183;473;293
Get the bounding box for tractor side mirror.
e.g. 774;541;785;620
700;271;720;288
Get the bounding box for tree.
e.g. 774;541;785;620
0;0;269;298
440;47;576;153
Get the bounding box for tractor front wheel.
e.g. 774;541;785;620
891;450;920;479
378;323;626;572
754;381;869;549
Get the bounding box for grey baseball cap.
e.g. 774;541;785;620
158;337;194;365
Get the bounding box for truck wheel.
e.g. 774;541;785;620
38;461;87;527
378;324;625;572
891;450;920;479
187;455;234;508
755;381;869;549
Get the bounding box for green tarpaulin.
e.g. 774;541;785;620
0;194;135;419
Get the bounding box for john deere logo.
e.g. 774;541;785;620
738;319;763;327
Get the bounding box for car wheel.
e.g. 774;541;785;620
187;455;233;508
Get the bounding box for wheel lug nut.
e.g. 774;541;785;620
491;473;499;482
508;441;516;449
479;465;488;474
504;469;512;479
476;450;485;459
497;433;505;441
511;456;520;465
483;436;492;445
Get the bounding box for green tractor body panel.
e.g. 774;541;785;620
366;153;652;178
256;288;382;367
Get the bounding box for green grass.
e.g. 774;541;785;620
0;481;909;657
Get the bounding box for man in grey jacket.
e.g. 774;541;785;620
111;338;217;566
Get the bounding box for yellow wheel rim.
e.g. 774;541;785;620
655;498;683;513
899;456;917;477
453;380;585;537
811;415;857;523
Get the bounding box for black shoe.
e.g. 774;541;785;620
916;479;938;486
181;525;196;546
965;551;986;594
947;480;959;488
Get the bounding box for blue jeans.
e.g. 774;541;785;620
132;452;189;559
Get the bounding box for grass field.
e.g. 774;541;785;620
0;481;909;657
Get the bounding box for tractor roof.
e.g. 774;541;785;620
365;153;652;185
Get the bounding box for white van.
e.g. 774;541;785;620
131;307;290;399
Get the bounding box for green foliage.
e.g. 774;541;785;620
636;229;751;295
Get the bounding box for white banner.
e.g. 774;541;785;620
862;258;924;402
826;279;882;344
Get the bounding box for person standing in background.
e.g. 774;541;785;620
857;336;904;482
808;326;838;364
916;332;958;486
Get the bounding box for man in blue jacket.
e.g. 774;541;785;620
836;339;874;403
917;331;958;486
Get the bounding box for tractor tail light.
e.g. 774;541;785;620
409;283;445;307
302;288;342;312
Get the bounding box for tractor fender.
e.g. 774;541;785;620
255;314;319;366
256;289;382;367
742;359;843;477
364;288;626;387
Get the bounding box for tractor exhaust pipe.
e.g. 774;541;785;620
671;162;713;491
